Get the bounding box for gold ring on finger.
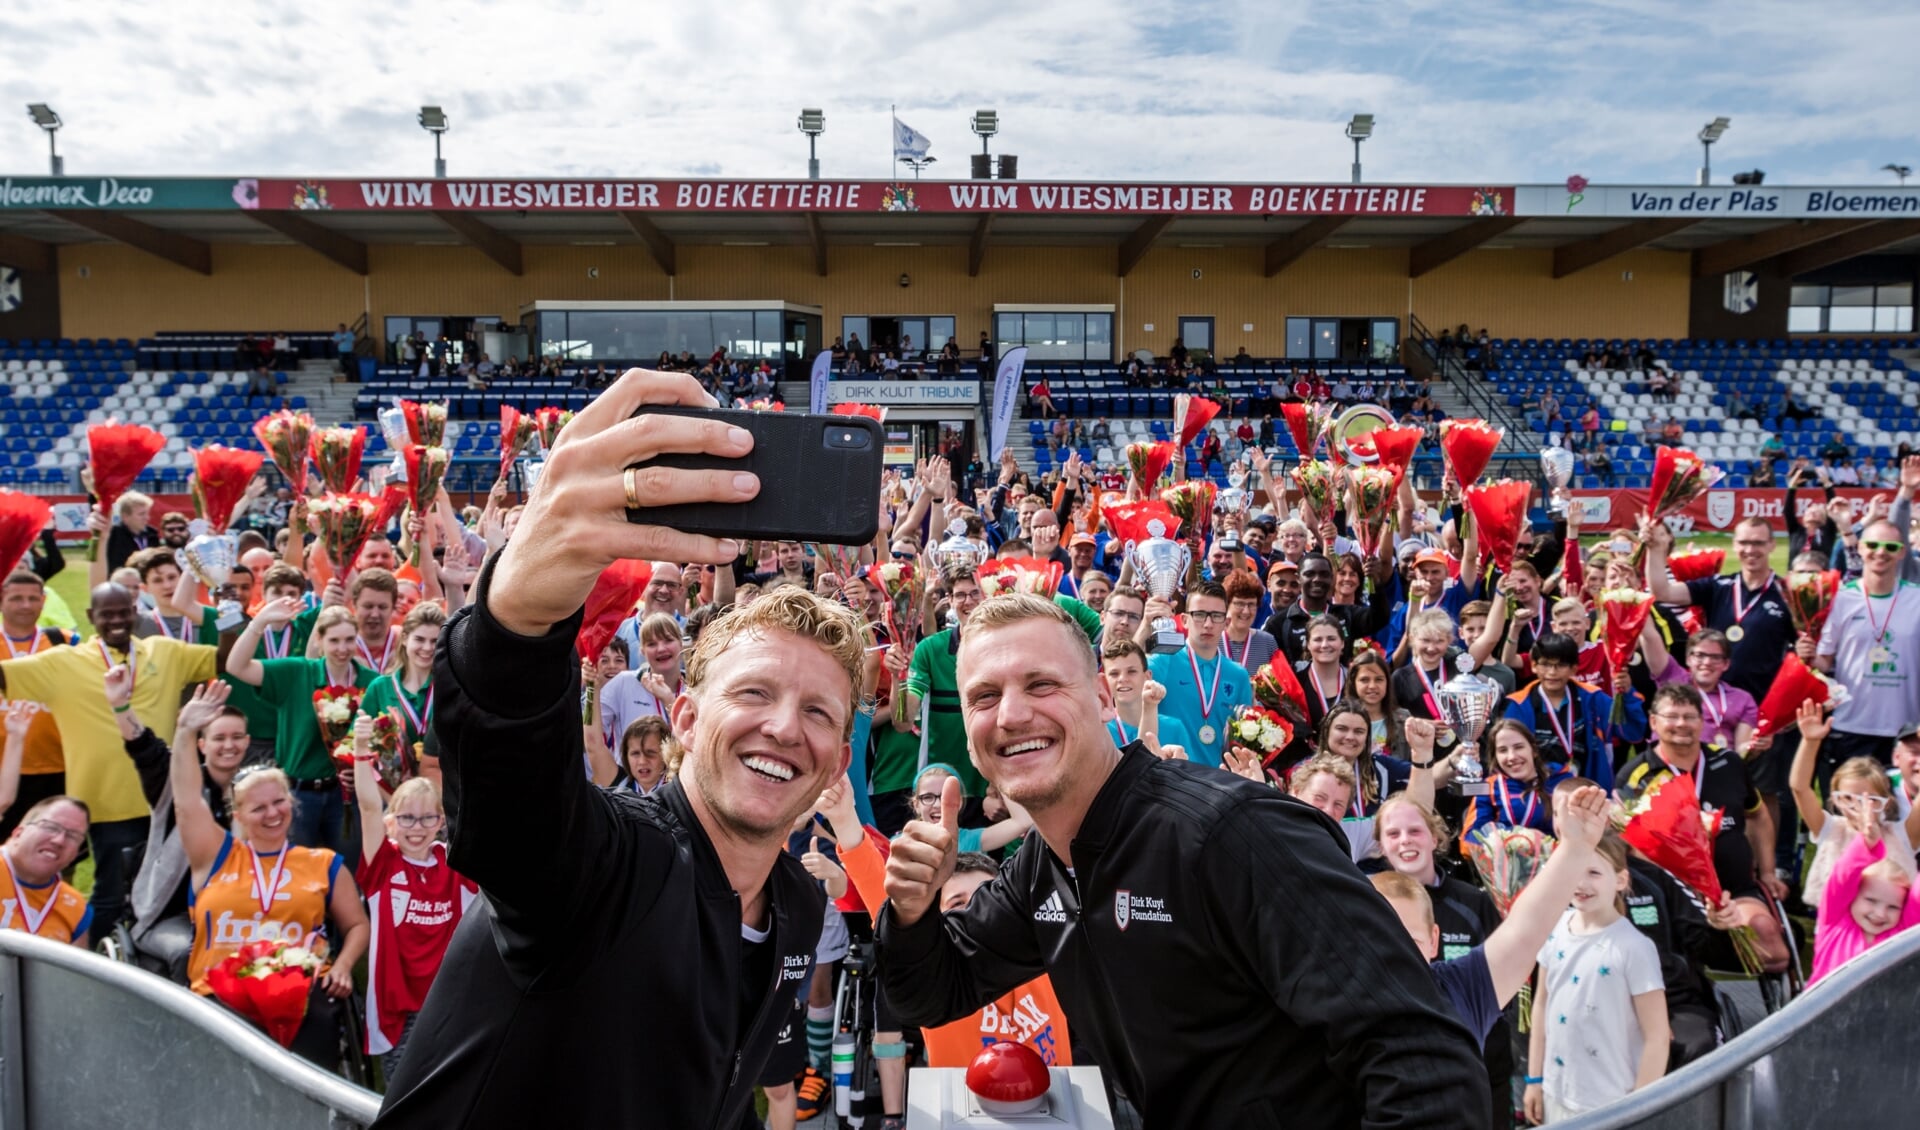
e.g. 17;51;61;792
623;466;643;510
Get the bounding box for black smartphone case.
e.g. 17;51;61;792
624;405;883;544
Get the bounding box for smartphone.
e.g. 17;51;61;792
624;405;883;544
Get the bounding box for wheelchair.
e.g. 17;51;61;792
1707;882;1806;1041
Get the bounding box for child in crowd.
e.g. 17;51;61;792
1470;719;1570;838
1526;834;1668;1123
613;716;670;797
1810;803;1920;985
1789;701;1918;907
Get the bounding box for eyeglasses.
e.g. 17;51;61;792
914;793;944;807
1186;610;1228;624
393;813;444;829
28;820;86;846
1862;540;1905;554
1833;791;1891;811
1652;712;1701;724
1690;651;1729;663
1106;609;1142;624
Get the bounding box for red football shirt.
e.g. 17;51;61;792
357;839;478;1054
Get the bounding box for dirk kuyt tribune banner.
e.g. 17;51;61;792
990;348;1029;460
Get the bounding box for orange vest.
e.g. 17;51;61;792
0;852;90;943
188;834;338;995
839;836;1073;1067
2;629;67;775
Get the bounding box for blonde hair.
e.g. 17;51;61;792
401;601;446;637
1291;754;1356;798
1551;597;1588;619
1830;757;1894;813
387;776;441;816
1862;858;1914;896
1406;608;1455;643
1373;794;1450;848
962;593;1095;672
116;491;153;521
684;585;866;737
639;612;683;647
1369;871;1435;933
313;605;355;638
230;766;291;812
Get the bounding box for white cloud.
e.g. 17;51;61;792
0;0;1915;185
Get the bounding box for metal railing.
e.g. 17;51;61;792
0;931;381;1130
1560;924;1920;1128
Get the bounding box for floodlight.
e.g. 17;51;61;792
1885;164;1912;186
418;105;449;177
798;108;825;179
1345;114;1375;183
26;103;61;175
971;110;999;144
1696;116;1730;185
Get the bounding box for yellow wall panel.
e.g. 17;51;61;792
1410;248;1691;341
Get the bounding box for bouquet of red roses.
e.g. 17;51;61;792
1289;460;1339;523
831;402;887;423
533;406;574;450
309;426;366;494
1346;465;1397;557
0;492;52;579
205;939;327;1048
1665;545;1726;583
1125;441;1176;493
401;445;450;566
1783;569;1841;637
1100;498;1182;548
252;410;314;496
1250;661;1309;729
1161;481;1217;541
313;685;362;748
1464;479;1534;575
1598;588;1654;722
343;712;409;792
1438;419;1503;489
1646;445;1723;521
977;556;1064;598
84;422;168;561
1752;653;1847;740
399;399;449;448
1464;825;1557;917
1618;772;1763;974
307;492;385;578
497;405;540;490
1226;704;1295;773
1173;393;1222;449
191;445;266;531
1279;400;1336;461
1363;424;1425;495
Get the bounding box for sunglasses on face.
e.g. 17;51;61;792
1862;540;1905;553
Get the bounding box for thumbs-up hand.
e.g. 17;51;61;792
885;774;962;927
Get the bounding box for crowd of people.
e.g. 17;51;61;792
0;367;1916;1128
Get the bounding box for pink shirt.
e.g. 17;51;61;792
1811;836;1920;985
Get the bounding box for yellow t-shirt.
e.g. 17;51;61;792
1;637;218;823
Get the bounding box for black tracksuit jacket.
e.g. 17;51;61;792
878;742;1490;1128
374;560;823;1130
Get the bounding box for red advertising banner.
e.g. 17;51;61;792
1569;487;1885;534
249;178;1514;217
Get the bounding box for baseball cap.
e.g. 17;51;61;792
1898;722;1920;743
1248;513;1277;531
1069;532;1097;548
1412;548;1449;568
1267;558;1299;576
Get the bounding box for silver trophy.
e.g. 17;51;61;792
1541;445;1575;516
377;404;412;485
1437;672;1503;796
1131;524;1191;654
928;520;987;574
178;533;235;590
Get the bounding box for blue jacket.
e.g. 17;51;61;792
1499;680;1646;794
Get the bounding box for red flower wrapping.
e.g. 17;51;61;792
309;426;366;494
1752;653;1835;740
1665;546;1726;583
1174;394;1222;449
252;410;313;496
1250;661;1309;730
1784;569;1841;637
307;492;385;577
1438;419;1502;489
533;406;574;449
1646;445;1723;521
977;557;1064;597
312;685;363;747
831;402;887;422
1161;481;1217;541
0;492;52;579
498;405;540;488
1464;480;1534;575
205;941;316;1049
399;399;449;448
577;559;653;662
1365;425;1425;494
86;422;168;517
192;445;266;530
1620;774;1726;906
1598;589;1655;673
1278;400;1335;460
1100;499;1182;546
1124;441;1176;491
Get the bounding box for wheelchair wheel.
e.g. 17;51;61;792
336;992;374;1089
96;921;136;964
1714;984;1749;1041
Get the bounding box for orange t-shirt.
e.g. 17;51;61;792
0;853;91;943
188;833;340;994
839;835;1073;1067
3;629;72;775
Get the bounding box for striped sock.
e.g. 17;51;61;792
806;1005;835;1072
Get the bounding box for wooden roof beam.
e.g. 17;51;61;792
1691;220;1876;278
1766;218;1920;278
0;232;53;274
1117;216;1173;277
45;210;210;275
246;210;368;275
1408;217;1525;278
1262;217;1349;278
968;213;994;278
620;211;676;276
431;210;523;275
1552;219;1696;279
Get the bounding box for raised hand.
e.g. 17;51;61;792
1795;698;1832;743
1554;785;1609;853
2;701;36;739
255;595;304;627
320;577;347;609
800;836;845;887
884;774;960;926
815;774;863;847
175;680;233;734
1221;745;1268;784
1141;679;1166;709
103;663;135;709
639;670;673;703
1404;716;1437;762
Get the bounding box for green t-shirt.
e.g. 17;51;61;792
195;604;280;740
288;606;320;657
1055;595;1102;645
255;657;378;781
360;674;432;751
902;629;983;798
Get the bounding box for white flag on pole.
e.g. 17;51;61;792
893;116;931;161
807;347;833;415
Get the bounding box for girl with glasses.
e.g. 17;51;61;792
352;713;477;1078
1787;700;1918;909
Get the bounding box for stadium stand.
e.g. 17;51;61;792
1489;337;1920;487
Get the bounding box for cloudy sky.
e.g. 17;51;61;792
3;0;1916;186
